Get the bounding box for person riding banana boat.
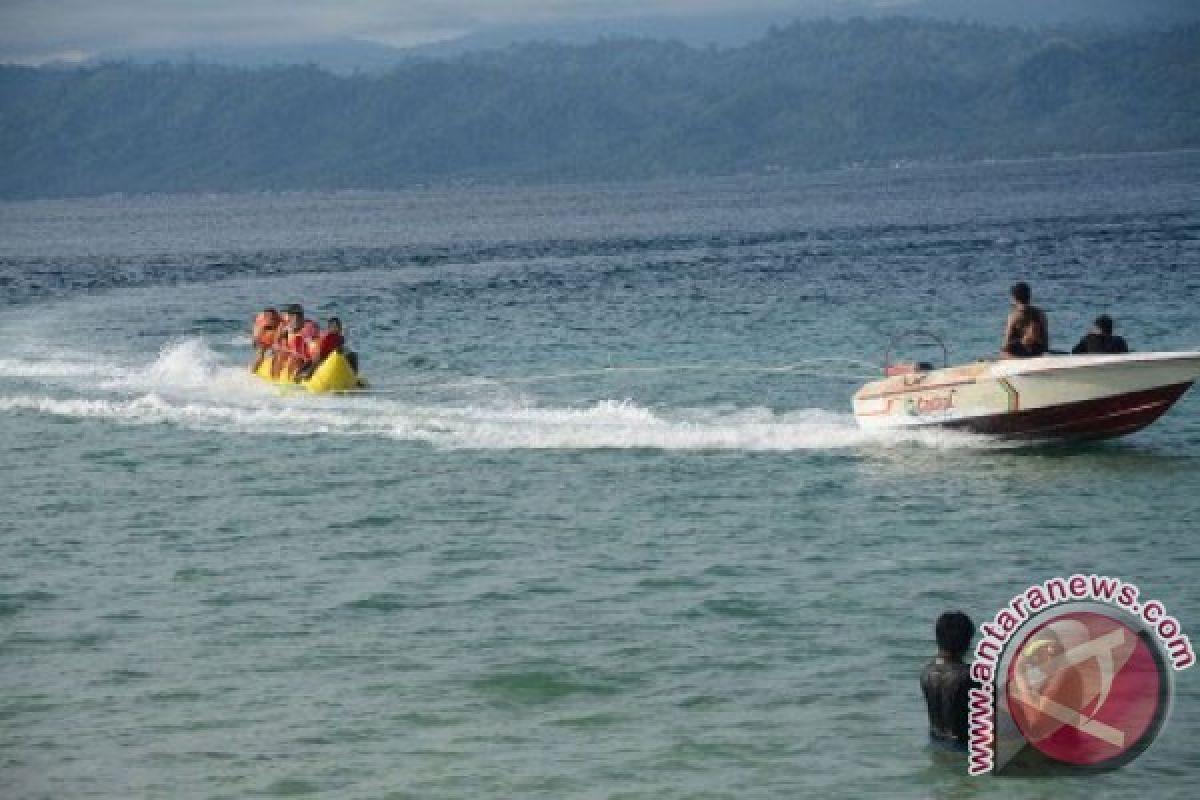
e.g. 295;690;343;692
249;304;363;392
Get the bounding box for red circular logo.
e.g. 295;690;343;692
1005;610;1169;767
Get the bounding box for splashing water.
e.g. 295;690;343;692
0;337;989;451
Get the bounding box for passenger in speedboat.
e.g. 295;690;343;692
1071;315;1129;355
1001;282;1049;359
920;610;979;751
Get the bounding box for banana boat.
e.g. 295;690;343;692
253;350;365;393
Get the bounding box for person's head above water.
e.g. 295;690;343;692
1011;282;1032;306
327;317;342;333
1094;314;1114;336
935;610;976;660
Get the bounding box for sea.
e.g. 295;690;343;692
2;152;1199;799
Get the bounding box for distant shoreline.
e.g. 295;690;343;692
4;20;1198;201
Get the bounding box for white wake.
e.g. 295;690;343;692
0;338;985;451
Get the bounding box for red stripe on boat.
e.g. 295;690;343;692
942;382;1194;441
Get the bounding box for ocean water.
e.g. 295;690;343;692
2;153;1199;799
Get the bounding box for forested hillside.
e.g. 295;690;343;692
2;19;1197;199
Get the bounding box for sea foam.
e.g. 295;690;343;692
0;338;987;451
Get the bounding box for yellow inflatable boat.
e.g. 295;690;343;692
253;350;366;393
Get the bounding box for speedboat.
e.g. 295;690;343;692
853;332;1200;441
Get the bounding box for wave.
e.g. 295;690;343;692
0;338;985;451
103;337;243;392
0;356;114;380
0;391;983;452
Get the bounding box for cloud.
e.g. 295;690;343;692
0;0;821;63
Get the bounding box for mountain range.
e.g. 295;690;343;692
2;17;1197;199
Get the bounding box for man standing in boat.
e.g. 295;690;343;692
1001;282;1049;359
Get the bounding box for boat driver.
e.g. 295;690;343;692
1001;281;1049;359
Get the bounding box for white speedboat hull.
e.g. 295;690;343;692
853;352;1200;441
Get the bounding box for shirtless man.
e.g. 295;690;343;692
920;611;978;751
1001;282;1049;359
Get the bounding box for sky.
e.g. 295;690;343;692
0;0;886;64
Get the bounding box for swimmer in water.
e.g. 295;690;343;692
920;610;979;751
